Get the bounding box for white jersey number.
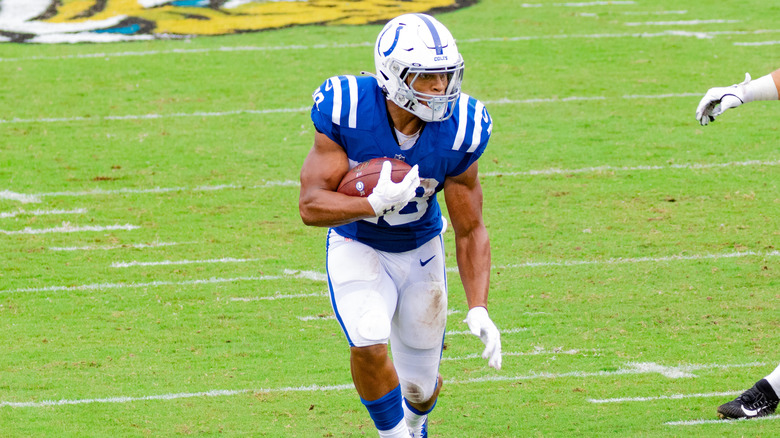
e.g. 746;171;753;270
364;178;439;226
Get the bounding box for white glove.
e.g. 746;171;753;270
367;161;419;216
464;307;502;370
696;73;751;126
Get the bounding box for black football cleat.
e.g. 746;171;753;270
717;380;779;419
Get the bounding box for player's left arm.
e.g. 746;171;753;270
444;161;502;370
444;161;490;309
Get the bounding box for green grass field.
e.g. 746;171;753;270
1;0;779;436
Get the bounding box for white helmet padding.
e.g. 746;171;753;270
374;13;464;122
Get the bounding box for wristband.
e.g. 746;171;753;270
744;74;780;103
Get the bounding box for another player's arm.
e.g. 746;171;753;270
696;68;780;125
298;132;376;227
443;161;490;309
768;69;780;98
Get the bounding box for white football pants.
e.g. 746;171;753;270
326;229;447;403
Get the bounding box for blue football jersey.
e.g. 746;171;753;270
311;75;492;252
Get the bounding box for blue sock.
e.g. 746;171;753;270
361;385;405;431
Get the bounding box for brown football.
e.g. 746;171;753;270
337;157;412;197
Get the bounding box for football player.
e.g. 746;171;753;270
299;13;501;438
695;68;780;420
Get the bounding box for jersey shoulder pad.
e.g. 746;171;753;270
448;93;492;154
311;75;380;131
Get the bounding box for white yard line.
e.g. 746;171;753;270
589;390;741;403
666;415;780;426
1;271;319;294
625;19;740;26
0;385;355;408
521;1;635;7
49;241;189;251
450;361;766;385
447;328;528;336
444;250;778;273
734;40;780;46
0;44;374;63
1;29;779;64
3;250;776;295
0;208;86;219
621;11;687;16
0;106;310;124
0;361;763;409
232;293;326;302
111;257;260;268
620;92;701;99
480;159;780;177
296;313;336;320
442;348;597;362
485;92;700;105
460;29;780;42
495;250;780;270
4;159;778;204
0;190;44;203
0;182;298;202
0;223;139;235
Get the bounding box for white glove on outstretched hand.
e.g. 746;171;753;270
367;161;420;217
464;306;502;370
696;73;751;126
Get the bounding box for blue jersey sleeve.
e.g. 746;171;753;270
311;75;363;146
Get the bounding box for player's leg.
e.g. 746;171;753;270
326;230;410;437
765;363;780;400
350;344;399;400
401;374;442;438
389;235;447;437
717;363;780;419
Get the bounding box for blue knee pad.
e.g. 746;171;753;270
361;385;404;431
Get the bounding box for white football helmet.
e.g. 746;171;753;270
373;14;464;122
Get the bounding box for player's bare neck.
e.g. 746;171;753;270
386;99;424;136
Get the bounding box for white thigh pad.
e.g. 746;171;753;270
327;232;398;347
395;281;447;350
336;290;393;345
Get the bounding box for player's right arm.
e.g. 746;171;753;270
298;132;377;227
302;76;419;226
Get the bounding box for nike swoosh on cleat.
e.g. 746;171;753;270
420;255;435;266
741;405;763;416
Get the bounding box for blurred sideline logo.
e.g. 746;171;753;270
0;0;468;44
